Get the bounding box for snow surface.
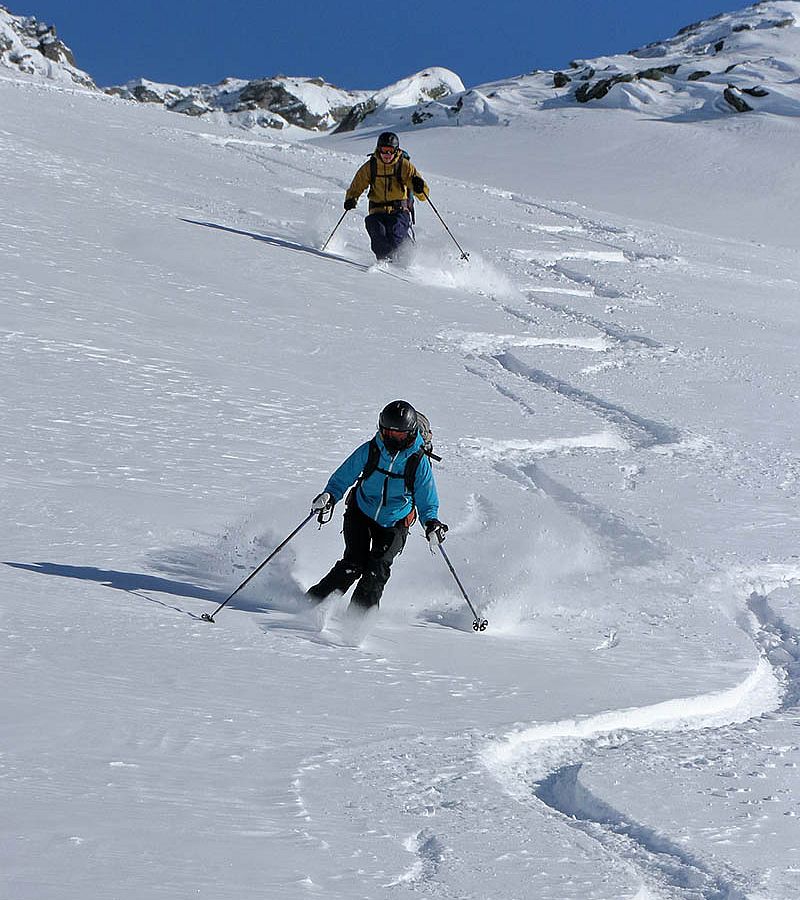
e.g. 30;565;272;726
2;25;800;900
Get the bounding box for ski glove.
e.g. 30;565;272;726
311;491;334;513
343;197;357;211
425;519;448;544
411;176;425;195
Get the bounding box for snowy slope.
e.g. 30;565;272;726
2;18;800;900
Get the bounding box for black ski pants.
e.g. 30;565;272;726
307;501;409;609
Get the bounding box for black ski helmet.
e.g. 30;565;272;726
376;131;399;150
379;399;417;433
378;400;418;451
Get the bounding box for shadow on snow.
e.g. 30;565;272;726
179;218;369;271
3;560;224;619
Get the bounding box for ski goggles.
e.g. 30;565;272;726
378;146;397;156
380;427;410;441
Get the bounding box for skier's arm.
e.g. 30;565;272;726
324;441;371;502
413;455;439;524
404;159;429;200
345;162;372;204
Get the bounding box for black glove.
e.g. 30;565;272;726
425;519;448;543
344;197;357;211
411;176;425;195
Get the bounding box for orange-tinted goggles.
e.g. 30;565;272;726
378;146;396;155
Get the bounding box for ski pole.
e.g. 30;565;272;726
201;511;317;623
423;192;470;261
433;539;488;632
320;210;349;252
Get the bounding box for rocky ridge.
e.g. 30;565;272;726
0;5;94;88
408;0;800;125
105;74;367;131
105;68;463;134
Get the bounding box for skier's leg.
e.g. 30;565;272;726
386;211;411;258
307;504;370;600
365;214;393;260
350;520;408;611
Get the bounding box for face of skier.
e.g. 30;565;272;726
380;426;413;454
378;145;397;162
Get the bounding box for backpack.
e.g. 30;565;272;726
357;411;441;508
368;149;416;224
415;411;435;459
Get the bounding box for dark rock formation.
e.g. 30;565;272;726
723;86;752;112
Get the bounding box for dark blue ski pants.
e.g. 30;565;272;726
364;210;411;260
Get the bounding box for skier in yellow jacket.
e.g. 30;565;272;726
344;131;429;262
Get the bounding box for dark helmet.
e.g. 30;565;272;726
378;400;418;452
376;131;399;150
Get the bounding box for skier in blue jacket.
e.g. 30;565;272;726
308;400;448;612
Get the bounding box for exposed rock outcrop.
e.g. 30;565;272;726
0;6;95;88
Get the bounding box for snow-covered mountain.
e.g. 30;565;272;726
0;4;460;132
105;74;368;132
0;5;94;88
416;0;800;124
106;67;464;134
101;0;800;129
3;2;800;131
331;67;465;132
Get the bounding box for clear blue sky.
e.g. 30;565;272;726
26;0;732;89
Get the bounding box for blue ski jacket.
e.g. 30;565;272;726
324;431;439;528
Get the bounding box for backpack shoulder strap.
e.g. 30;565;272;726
403;448;425;499
369;155;377;187
360;438;381;482
359;441;426;505
396;151;410;188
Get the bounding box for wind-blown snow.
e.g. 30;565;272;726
2;5;800;899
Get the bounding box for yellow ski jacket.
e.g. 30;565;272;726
345;149;429;214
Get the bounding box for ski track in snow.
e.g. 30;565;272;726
286;574;800;899
480;567;800;900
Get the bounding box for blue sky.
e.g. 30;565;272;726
27;0;732;89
